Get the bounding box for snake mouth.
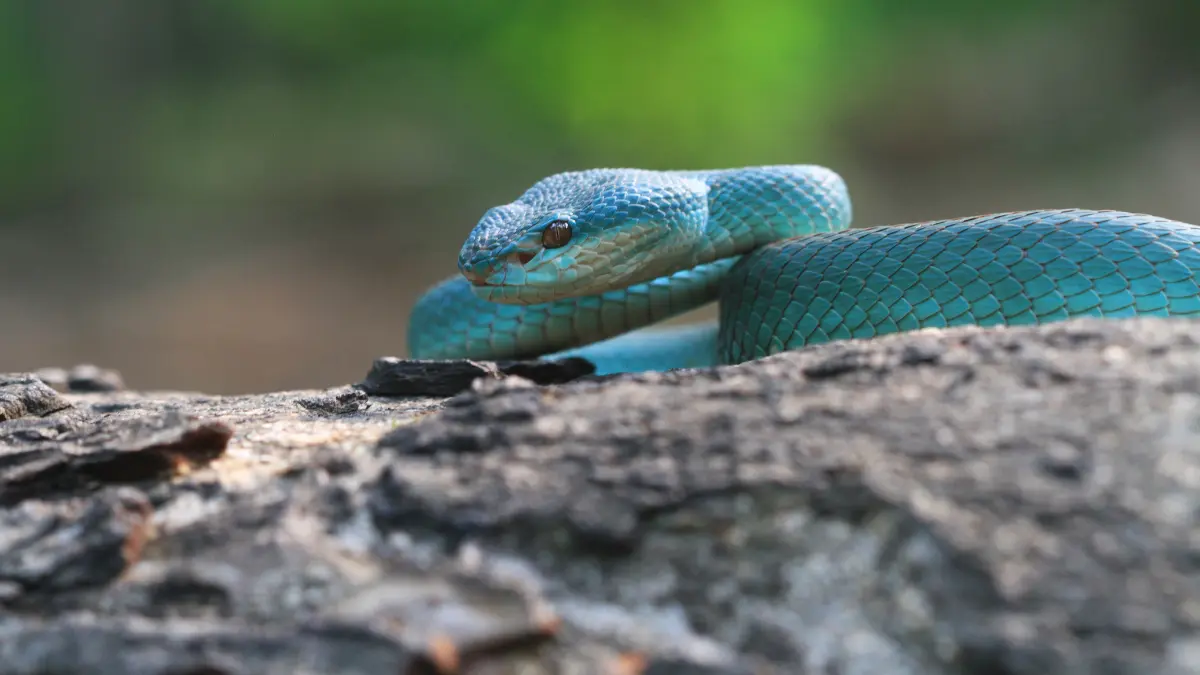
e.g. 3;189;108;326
462;250;539;288
460;266;492;286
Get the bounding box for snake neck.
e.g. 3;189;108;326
687;166;854;267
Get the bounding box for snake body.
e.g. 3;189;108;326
408;165;1200;374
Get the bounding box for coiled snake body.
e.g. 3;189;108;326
408;166;1200;374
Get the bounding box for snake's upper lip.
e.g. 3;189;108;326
462;247;537;287
460;260;494;286
463;270;492;286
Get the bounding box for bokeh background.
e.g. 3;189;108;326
2;0;1198;394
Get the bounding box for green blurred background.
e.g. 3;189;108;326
2;0;1198;394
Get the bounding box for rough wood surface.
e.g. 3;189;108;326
4;317;1200;674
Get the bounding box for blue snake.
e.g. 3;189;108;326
407;165;1200;375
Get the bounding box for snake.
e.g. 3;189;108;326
406;165;1200;375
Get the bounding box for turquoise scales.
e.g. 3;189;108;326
407;165;1200;374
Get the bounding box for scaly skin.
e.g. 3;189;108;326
408;166;1200;374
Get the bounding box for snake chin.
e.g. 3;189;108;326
468;279;566;305
459;253;579;304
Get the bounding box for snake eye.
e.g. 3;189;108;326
542;220;572;249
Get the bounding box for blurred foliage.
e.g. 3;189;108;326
194;0;1072;162
0;1;52;200
1;0;1161;211
0;0;1196;222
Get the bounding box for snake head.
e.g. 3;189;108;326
457;169;710;304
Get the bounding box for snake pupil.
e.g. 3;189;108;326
542;220;572;249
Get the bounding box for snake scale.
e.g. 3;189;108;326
407;165;1200;374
